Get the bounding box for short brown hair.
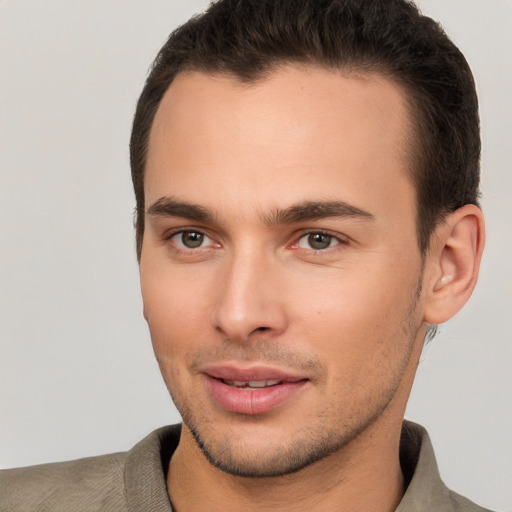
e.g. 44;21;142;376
130;0;480;260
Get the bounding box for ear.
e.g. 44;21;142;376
423;204;485;325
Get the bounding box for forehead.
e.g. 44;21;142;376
145;66;416;221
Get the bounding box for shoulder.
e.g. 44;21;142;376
0;451;128;512
447;489;496;512
398;421;497;512
0;425;181;512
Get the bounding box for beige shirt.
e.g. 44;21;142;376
0;421;493;511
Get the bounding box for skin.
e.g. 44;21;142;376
139;66;484;511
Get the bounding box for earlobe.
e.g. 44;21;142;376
423;204;485;325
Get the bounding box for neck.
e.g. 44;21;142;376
168;416;405;512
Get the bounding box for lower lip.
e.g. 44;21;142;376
204;376;308;415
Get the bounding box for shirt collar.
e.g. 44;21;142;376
123;421;471;512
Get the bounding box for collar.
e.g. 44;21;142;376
123;421;489;511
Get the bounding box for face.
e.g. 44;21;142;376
140;67;427;477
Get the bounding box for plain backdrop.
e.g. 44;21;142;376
0;1;510;510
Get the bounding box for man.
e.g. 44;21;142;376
0;0;494;510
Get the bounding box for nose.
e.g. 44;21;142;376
212;249;288;342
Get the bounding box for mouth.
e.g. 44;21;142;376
201;365;309;415
219;378;301;389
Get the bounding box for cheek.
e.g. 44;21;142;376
295;269;403;328
291;262;420;364
140;264;213;360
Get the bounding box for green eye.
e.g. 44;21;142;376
298;233;339;250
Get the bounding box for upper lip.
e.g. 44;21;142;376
200;364;308;382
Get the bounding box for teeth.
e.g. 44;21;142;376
225;379;282;388
261;379;281;386
246;381;266;388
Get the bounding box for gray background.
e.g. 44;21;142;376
0;1;510;510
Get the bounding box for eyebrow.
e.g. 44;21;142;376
265;200;375;225
146;197;374;225
147;197;216;223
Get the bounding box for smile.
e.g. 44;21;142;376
221;379;287;389
201;366;309;415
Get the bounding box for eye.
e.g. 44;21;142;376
297;232;340;250
171;230;213;249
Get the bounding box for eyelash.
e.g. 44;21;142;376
164;229;218;252
163;228;348;254
294;231;345;252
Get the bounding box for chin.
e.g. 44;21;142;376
181;410;368;478
191;426;336;477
